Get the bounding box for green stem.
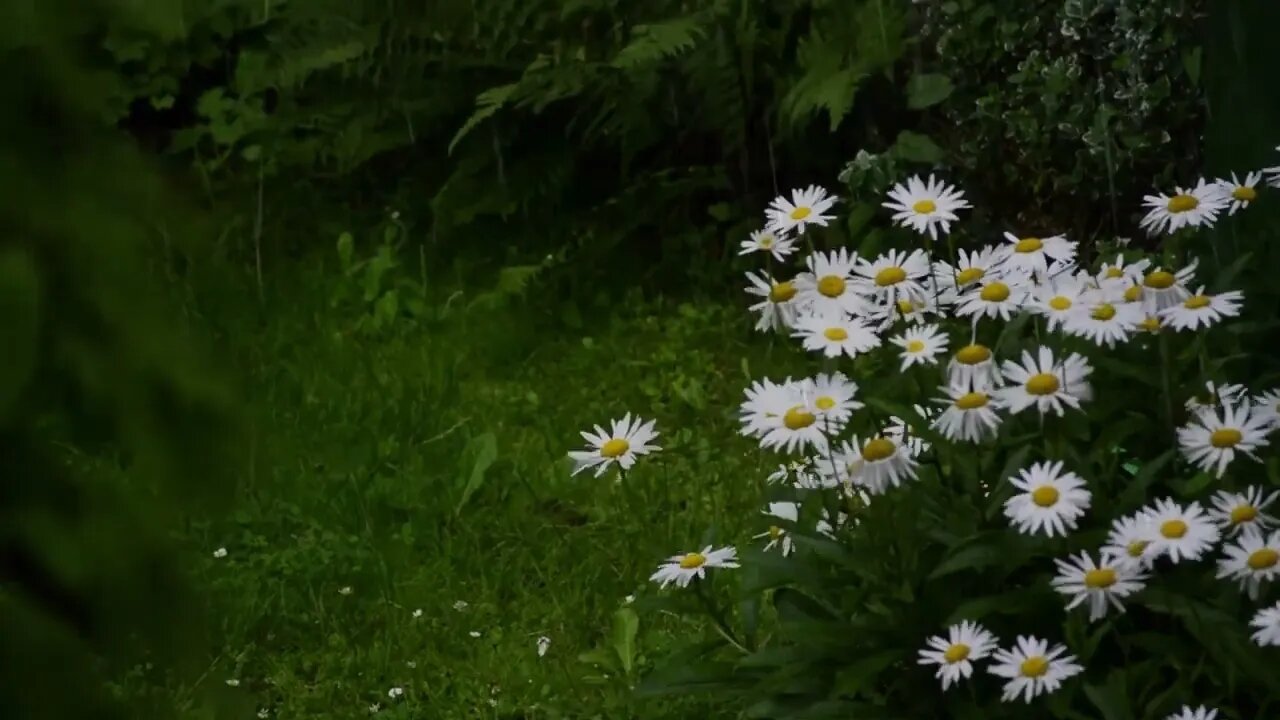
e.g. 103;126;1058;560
694;581;749;654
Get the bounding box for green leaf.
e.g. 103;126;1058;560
928;533;1014;580
454;432;498;514
610;607;639;675
336;232;355;270
892;130;943;163
906;73;954;109
0;247;39;423
1084;670;1134;720
612;17;705;69
448;83;518;155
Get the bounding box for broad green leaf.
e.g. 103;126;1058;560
906;73;954;109
1084;670;1134;720
0;247;39;423
610;607;640;675
928;533;1015;580
454;432;498;514
892;130;943;163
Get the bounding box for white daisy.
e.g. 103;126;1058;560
852;248;933;305
805;372;863;427
954;273;1033;322
1185;381;1249;421
1177;399;1271;478
1027;272;1088;331
1159;287;1244;332
1216;171;1262;215
1209;486;1279;537
793;312;881;359
1062;285;1143;348
917;621;998;690
765;185;838;235
1051;551;1147;621
1139;179;1229;236
1096;254;1152;287
987;636;1083;703
1139;260;1199;314
1004;461;1091;537
1166;707;1218;720
997;347;1093;417
739;378;834;454
744;271;805;332
1217;528;1280;599
739;229;797;262
649;545;739;588
883;174;971;240
889;324;948;371
795;249;872;317
754;502;799;557
1252;388;1280;431
1251;601;1280;646
932;385;1003;443
1144;498;1220;563
841;434;920;495
568;414;660;477
1000;232;1077;277
946;342;1003;391
1103;511;1160;570
885;405;934;456
933;245;1006;293
876;292;944;328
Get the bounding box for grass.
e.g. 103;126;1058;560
127;250;810;719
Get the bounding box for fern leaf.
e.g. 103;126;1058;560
611;17;704;70
448;82;518;155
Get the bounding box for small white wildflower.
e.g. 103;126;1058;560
225;678;240;687
411;608;423;619
453;600;469;611
387;687;404;700
212;547;228;559
338;586;353;596
469;630;482;638
537;635;551;657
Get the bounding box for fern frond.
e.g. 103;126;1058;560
448;82;518;154
611;16;705;70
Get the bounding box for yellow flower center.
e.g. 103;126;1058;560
1127;540;1149;558
817;275;846;298
768;525;784;540
1019;656;1049;678
783;406;817;430
758;235;775;248
906;339;926;353
1025;373;1060;396
1031;485;1060;507
815;396;837;411
980;282;1011;303
1084;568;1117;589
1049;296;1072;311
955;392;990;410
875;266;908;287
679;552;707;569
897;299;915;314
1015;237;1043;253
1233;186;1258;202
955;344;991;365
943;643;971;664
824;327;849;342
1139;316;1161;332
1167;194;1199;213
1210;428;1243;448
1123;285;1143;303
1248;548;1279;571
769;280;797;303
1231;505;1258;525
1105;267;1125;279
860;438;897;462
912;199;937;214
1183;295;1211;310
790;206;812;221
601;438;630;458
1160;519;1188;539
956;267;985;285
1144;270;1176;289
1091;303;1117;321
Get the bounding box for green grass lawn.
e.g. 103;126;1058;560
126;257;807;719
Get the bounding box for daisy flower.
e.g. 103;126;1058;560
1209;486;1279;537
649;546;739;588
890;324;949;371
1217;528;1280;599
1139;260;1199;314
954;273;1033;322
1177;399;1271;477
840;434;920;495
852;248;932;306
568;414;660;477
1004;461;1091;537
1251;601;1280;646
987;636;1083;703
1051;551;1147;621
1096;254;1152;287
793;312;881;359
883;174;971;240
1185;381;1249;421
1159;286;1244;332
1166;707;1218;720
997;347;1093;417
1252;388;1280;430
946;343;1003;391
766;185;838;235
1144;498;1220;563
739;378;834;454
739;229;797;262
795;249;872;317
754;502;799;556
878;292;944;327
932;385;1003;443
933;245;1006;293
805;372;863;427
885;405;934;456
1027;272;1088;330
917;621;998;690
744;272;805;332
1139;179;1229;236
1062;285;1143;348
1103;511;1159;570
1216;171;1262;215
1000;232;1078;277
